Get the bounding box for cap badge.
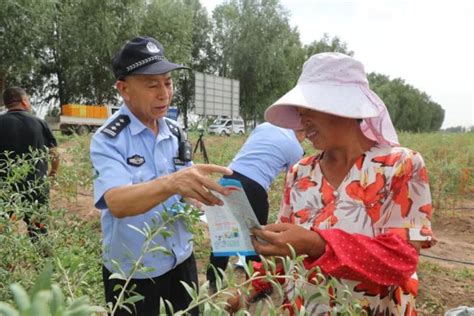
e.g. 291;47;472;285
146;42;160;53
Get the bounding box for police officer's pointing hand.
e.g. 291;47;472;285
168;164;232;207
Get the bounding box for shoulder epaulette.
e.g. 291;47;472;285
164;118;181;141
101;115;130;138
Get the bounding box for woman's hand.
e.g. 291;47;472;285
251;223;326;258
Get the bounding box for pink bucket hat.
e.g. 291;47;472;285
264;52;399;146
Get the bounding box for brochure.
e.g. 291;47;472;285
203;178;261;256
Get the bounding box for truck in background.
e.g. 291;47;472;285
46;104;181;134
46;104;120;135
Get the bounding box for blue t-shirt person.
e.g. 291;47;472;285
229;122;304;191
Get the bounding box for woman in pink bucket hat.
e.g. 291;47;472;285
229;53;435;315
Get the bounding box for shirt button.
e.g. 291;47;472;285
333;191;339;198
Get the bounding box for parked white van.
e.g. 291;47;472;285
208;118;245;136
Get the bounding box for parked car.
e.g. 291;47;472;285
208;118;245;136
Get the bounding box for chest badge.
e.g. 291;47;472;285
127;155;145;167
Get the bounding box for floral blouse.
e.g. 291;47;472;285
274;143;435;315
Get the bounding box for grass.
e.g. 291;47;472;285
1;131;473;312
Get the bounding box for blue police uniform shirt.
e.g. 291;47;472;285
229;122;304;191
90;104;193;279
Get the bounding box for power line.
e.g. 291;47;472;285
421;253;474;266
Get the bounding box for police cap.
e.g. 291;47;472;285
112;36;189;80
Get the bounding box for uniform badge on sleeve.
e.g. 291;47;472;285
127;155;145;167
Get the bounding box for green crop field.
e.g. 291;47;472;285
1;131;473;315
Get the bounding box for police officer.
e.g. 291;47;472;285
0;87;59;241
90;36;232;315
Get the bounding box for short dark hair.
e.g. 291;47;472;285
3;87;27;108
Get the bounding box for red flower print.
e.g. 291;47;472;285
354;280;388;297
312;204;338;228
386;228;409;241
312;178;338;228
418;204;432;220
400;278;418;296
283;185;291;205
391;158;414;218
394;280;417;308
355;154;366;170
418;166;429;183
293;208;312;224
372;152;403;167
346;173;386;223
320;177;334;206
404;301;416;316
286;165;299;184
296;176;317;191
299;155;317;166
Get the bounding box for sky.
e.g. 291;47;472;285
200;0;473;128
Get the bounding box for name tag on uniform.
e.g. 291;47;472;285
127;154;145;167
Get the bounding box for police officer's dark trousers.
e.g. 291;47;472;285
103;253;199;316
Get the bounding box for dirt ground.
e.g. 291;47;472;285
416;200;474;315
51;187;474;315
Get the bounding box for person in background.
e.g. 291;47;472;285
206;122;305;291
229;52;435;315
90;36;232;316
0;86;59;241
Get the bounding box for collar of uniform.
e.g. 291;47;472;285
120;104;149;136
121;104;172;139
156;117;173;141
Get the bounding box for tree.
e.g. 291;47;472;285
141;0;195;127
174;0;215;128
211;0;305;126
141;0;193;65
368;73;445;132
39;0;145;108
0;0;54;106
70;0;146;105
0;0;147;112
304;33;354;58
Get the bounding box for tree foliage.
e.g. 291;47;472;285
0;0;54;105
0;0;445;131
304;33;354;58
368;73;445;132
211;0;306;125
